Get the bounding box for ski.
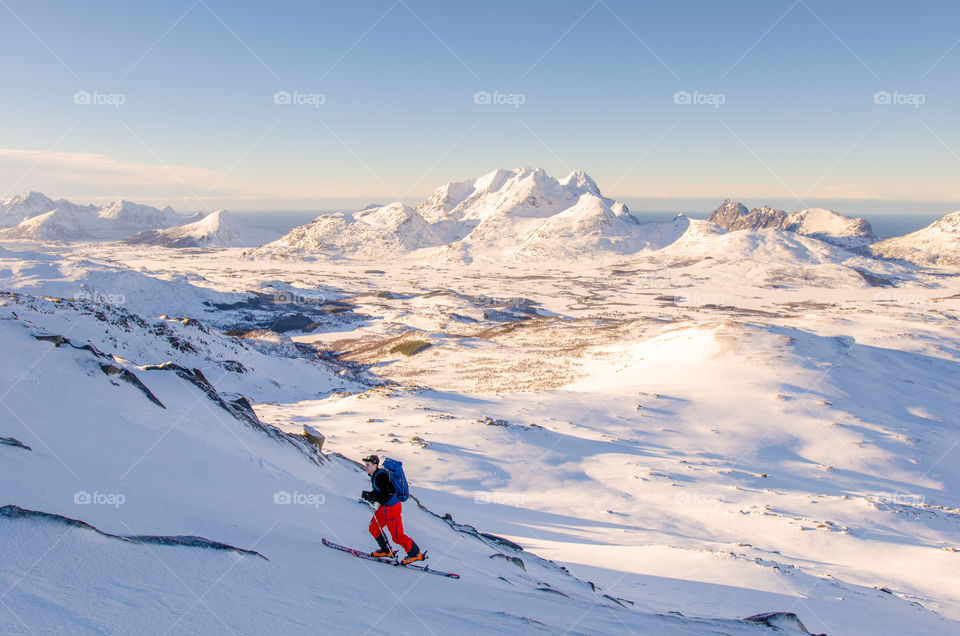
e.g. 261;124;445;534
321;538;460;579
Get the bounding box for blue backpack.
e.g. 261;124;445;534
382;458;409;502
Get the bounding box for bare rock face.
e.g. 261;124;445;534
707;199;749;229
709;200;877;248
740;205;789;230
710;200;788;231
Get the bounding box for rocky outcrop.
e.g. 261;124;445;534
709;201;788;231
32;332;167;408
708;199;749;228
139;362;326;466
744;611;824;635
0;437;31;451
0;505;268;559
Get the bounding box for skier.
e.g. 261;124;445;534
360;454;424;565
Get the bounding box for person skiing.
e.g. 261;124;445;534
361;454;424;565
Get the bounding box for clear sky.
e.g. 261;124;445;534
1;0;958;214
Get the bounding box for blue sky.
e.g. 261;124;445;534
1;0;958;213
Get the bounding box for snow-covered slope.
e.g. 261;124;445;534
248;202;442;259
709;200;876;248
0;291;821;635
125;210;278;248
870;210;960;266
96;199;180;233
0;192;187;241
0;191;64;228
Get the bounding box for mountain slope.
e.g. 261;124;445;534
124;210;278;248
870;210;960;266
0;192;186;241
248;202;442;259
0;292;819;635
709;200;876;248
0;191;63;228
252;168;652;262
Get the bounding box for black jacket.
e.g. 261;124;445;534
364;468;396;506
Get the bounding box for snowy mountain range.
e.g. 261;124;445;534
124;210;279;248
250;168;704;263
0;192;181;241
0;192;272;246
249;169;952;265
708;199;877;248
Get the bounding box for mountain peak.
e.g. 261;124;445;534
559;170;601;196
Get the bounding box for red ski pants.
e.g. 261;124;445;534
368;501;413;552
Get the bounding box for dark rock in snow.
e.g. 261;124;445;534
708;199;749;228
0;505;268;560
479;532;524;552
489;552;526;570
0;437;31;451
303;425;325;451
744;611;822;635
100;363;166;408
853;268;895;287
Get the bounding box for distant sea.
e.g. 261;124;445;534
230;210;945;239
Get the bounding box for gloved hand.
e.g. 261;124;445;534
361;490;373;502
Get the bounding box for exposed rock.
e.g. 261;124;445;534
479;532;524;552
303;425;325;452
853;268;895;287
0;505;268;560
744;611;822;634
139;362;325;466
708;199;749;228
99;363;166;409
0;437;31;451
489;552;526;570
603;594;634;608
480;416;511;427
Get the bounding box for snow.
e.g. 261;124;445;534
3;172;960;634
125;210;278;248
708;200;876;249
252;167;706;264
871;211;960;266
0;192;202;242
